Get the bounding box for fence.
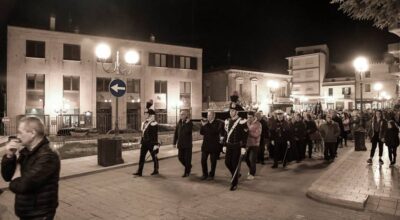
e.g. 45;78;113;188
1;114;139;136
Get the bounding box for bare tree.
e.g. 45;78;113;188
331;0;400;29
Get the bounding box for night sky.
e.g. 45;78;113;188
0;0;399;75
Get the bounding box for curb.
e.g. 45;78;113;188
306;144;368;210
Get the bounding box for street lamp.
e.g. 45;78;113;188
373;82;383;109
174;100;183;124
353;56;369;112
267;80;279;112
95;43;140;136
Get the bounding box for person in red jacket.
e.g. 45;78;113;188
245;111;262;180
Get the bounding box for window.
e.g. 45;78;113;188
251;79;258;103
63;76;80;91
26;40;45;58
26;74;45;114
328;88;333;96
180;82;191;109
235;77;244;96
63;44;81;61
154;80;167;93
97;77;111;92
364;71;371;78
342;87;351;95
365;84;371;92
127;79;140;93
149;53;197;69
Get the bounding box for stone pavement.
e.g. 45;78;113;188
0;140;202;189
307;141;400;217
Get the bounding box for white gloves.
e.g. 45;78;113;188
271;140;275;145
222;147;227;153
241;148;246;155
153;145;159;151
287;141;291;148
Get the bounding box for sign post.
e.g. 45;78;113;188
109;79;127;137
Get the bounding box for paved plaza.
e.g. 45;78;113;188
0;141;399;220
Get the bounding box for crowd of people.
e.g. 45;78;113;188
2;96;400;219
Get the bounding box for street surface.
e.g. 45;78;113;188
0;148;397;220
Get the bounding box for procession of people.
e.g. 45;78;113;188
129;92;400;192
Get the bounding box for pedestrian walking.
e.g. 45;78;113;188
270;110;292;168
173;110;193;177
256;111;268;164
222;96;248;191
319;114;340;162
293;113;306;161
133;100;159;176
385;120;399;166
245;111;262;180
200;111;223;180
305;114;318;158
1;117;60;220
367;110;387;165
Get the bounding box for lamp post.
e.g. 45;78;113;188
267;80;279;112
373;82;383;109
353;56;369;113
174;100;183;124
95;43;139;136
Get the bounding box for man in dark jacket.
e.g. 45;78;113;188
256;111;268;164
173;110;193;177
331;110;344;154
2;117;60;220
200;111;223;180
293;113;306;161
133;100;159;176
270;110;291;168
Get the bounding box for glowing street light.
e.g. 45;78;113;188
353;56;369;112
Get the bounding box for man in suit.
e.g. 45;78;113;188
174;110;193;177
133;100;159;176
200;111;223;180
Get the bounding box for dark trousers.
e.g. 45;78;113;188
306;138;313;158
178;148;192;174
246;146;258;175
20;212;56;220
388;146;398;163
295;140;306;160
225;147;241;187
371;135;384;158
268;142;274;159
324;142;336;160
258;139;266;162
273;141;287;166
137;144;159;174
201;151;218;177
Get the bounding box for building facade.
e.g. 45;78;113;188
286;45;328;110
203;68;292;113
7;26;202;134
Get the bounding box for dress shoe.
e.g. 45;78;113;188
133;172;142;176
200;175;208;180
230;185;238;191
151;170;159;175
207;176;214;180
182;173;189;178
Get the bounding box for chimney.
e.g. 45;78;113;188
50;14;56;31
150;34;155;42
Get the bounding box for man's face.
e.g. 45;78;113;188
326;115;332;123
144;112;150;119
180;111;188;120
230;109;237;118
255;112;262;120
248;115;254;122
277;114;284;120
376;111;382;118
207;112;215;121
17;122;34;147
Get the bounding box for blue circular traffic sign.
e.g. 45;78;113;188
109;79;127;97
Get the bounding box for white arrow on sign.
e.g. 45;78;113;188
111;84;126;93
